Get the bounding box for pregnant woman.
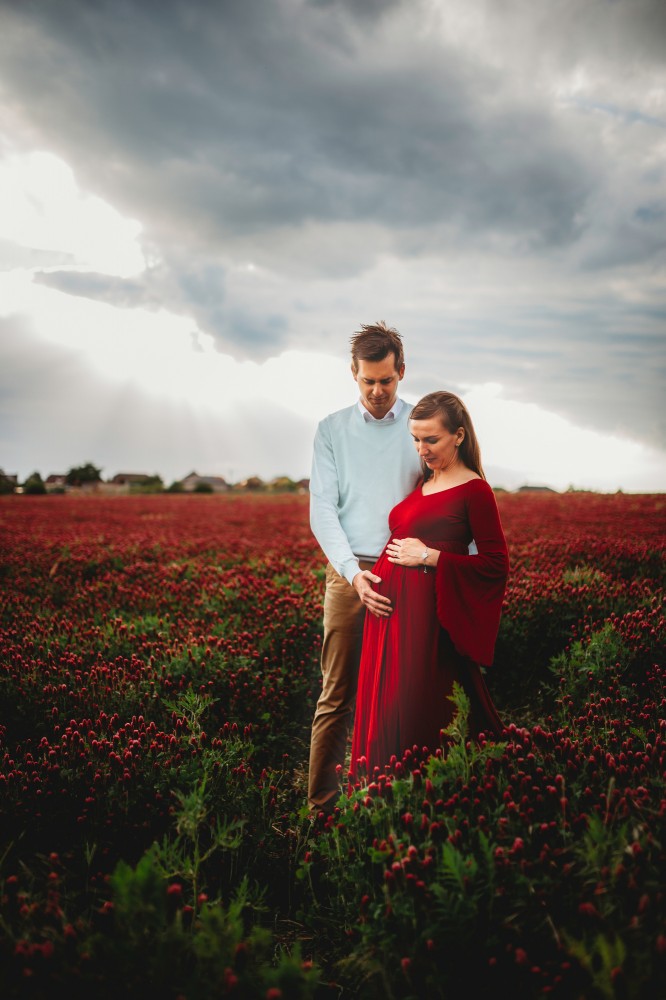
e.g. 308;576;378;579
349;391;510;780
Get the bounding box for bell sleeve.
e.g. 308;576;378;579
435;481;509;666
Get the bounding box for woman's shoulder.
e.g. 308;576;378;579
463;477;496;496
462;478;502;510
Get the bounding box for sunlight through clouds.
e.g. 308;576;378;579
0;151;144;276
461;383;664;493
0;271;351;421
2;260;663;491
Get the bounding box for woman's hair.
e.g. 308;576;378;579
350;321;404;373
409;391;486;481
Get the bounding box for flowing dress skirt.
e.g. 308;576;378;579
350;480;508;779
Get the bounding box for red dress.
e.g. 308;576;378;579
349;478;509;780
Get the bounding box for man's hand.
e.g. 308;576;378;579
352;570;393;618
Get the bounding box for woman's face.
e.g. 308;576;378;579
410;416;464;472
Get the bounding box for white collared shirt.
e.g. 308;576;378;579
357;397;404;423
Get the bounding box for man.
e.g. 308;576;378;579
308;321;422;814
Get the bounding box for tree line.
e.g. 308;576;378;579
0;464;307;495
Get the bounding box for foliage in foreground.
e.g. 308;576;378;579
0;492;664;997
301;651;665;998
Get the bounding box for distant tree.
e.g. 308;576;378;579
23;472;47;495
0;472;15;495
66;462;103;487
194;481;214;493
130;475;164;494
269;476;298;492
166;480;184;493
244;476;265;491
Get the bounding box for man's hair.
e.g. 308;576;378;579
350;321;404;373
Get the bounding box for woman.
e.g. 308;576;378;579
349;391;509;781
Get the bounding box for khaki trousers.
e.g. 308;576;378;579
308;560;374;810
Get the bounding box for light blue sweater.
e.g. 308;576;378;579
309;400;423;584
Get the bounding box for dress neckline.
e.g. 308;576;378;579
420;477;483;497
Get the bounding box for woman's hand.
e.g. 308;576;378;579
386;537;427;567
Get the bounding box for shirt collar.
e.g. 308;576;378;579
358;397;403;423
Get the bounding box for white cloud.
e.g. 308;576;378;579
462;383;666;493
0;151;144;276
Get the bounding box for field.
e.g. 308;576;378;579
0;491;664;999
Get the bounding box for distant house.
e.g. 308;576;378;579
102;473;164;495
110;473;153;486
45;474;68;493
180;472;229;493
517;485;558;494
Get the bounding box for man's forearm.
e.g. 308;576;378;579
310;493;360;582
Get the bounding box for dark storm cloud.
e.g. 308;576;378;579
34;271;151;309
35;257;289;354
34;260;229;323
404;276;666;449
0;0;594;253
0;0;664;457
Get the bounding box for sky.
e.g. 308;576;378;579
0;0;664;492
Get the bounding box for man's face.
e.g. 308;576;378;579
353;356;405;419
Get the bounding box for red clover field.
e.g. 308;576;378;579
1;492;664;999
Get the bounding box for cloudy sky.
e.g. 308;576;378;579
0;0;664;491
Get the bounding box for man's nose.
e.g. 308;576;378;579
371;384;384;395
